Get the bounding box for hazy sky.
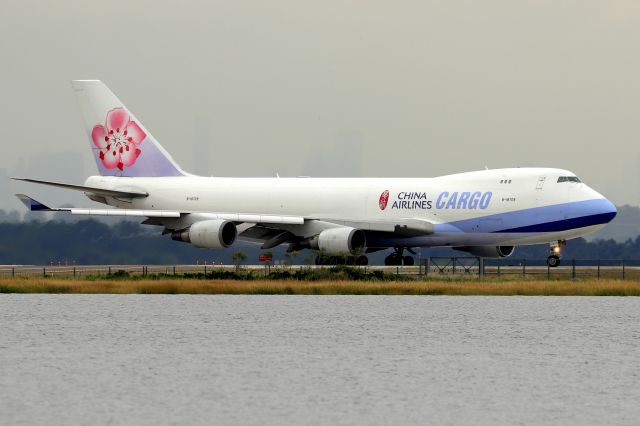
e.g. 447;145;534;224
1;0;639;211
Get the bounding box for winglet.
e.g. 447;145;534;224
15;194;53;211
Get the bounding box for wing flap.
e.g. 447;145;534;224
213;213;304;225
69;209;181;218
320;218;434;235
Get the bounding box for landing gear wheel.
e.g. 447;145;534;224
385;248;414;266
548;240;565;268
356;255;368;266
403;256;414;266
385;253;401;266
547;255;561;268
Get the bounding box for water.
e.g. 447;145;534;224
1;296;639;426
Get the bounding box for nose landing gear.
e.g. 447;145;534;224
547;240;566;267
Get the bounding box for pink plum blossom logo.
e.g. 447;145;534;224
91;108;146;171
379;190;390;210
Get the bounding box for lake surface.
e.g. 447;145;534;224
1;295;639;426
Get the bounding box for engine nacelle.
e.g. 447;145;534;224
309;227;366;255
171;220;237;249
454;245;515;258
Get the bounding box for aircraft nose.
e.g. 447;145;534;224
600;197;617;223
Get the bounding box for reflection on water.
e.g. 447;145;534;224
1;295;639;426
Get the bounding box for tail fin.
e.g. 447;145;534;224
71;80;186;177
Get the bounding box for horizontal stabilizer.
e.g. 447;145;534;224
12;178;148;198
15;194;53;211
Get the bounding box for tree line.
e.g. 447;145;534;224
0;219;639;265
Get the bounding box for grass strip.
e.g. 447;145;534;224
1;277;639;296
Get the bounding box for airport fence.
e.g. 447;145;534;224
420;257;640;281
1;258;640;281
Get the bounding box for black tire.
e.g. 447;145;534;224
356;255;368;266
547;255;561;268
329;256;338;266
385;254;397;266
403;256;414;266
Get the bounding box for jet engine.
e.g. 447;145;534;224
171;219;237;249
454;245;515;258
308;227;366;255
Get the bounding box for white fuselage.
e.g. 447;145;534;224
85;167;616;248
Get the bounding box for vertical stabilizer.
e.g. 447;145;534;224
72;80;186;177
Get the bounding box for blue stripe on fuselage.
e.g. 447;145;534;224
433;198;616;233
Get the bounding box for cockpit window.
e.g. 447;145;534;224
557;176;581;183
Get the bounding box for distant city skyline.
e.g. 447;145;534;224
2;0;639;212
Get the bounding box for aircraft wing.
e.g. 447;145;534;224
15;194;304;224
16;194;431;232
16;194;432;251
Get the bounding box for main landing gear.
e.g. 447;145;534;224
384;247;415;266
315;255;368;266
547;240;566;267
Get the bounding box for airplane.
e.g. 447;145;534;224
14;80;617;267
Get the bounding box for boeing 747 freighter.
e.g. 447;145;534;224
15;80;617;266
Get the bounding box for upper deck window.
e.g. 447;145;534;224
557;176;581;183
